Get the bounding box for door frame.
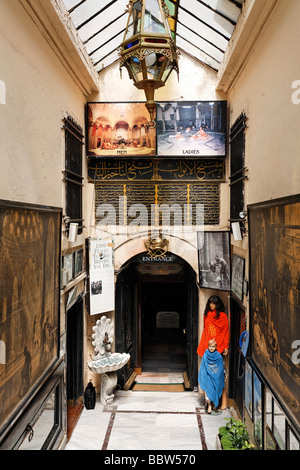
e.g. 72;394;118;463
115;253;199;389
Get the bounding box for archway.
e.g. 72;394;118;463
115;252;199;390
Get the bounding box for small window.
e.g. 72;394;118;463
229;113;247;225
18;389;59;450
16;370;64;451
288;427;300;450
63;116;84;234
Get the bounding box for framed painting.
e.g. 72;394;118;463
197;231;231;291
156;101;227;157
231;254;245;301
86;102;156;157
249;195;300;428
0;200;61;431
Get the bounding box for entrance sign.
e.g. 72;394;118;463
156;311;179;329
89;239;114;315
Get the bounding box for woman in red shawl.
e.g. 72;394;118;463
197;295;229;410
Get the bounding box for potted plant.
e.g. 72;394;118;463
218;417;255;450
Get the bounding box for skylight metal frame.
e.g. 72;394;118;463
62;0;244;73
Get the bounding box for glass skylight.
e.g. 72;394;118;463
61;0;244;72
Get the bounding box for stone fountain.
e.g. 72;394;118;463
87;316;130;406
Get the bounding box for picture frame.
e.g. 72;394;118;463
245;360;253;420
88;239;115;315
231;254;245;301
249;195;300;428
156;101;227;157
197;231;231;291
63;253;73;283
253;370;263;449
86;102;156;157
0;200;61;430
74;249;84;278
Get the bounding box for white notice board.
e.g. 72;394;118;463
89;239;114;315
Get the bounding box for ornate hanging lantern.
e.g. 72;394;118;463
120;0;179;123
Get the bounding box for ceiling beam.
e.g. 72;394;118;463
217;0;279;92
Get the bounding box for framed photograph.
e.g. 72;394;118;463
156;101;227;157
197;231;230;291
74;249;84;277
231;254;245;301
63;253;73;283
245;361;253;420
86;102;156;157
253;370;263;449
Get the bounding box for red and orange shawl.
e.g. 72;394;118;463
197;310;229;357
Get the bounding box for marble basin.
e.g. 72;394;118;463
87;352;130;374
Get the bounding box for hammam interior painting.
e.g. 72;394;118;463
156;101;227;156
249;196;300;427
0;202;61;429
87;102;156;157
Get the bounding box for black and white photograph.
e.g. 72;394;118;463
156;101;227;157
231;254;245;301
197;231;230;290
74;249;84;278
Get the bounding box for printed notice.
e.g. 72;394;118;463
89;239;114;315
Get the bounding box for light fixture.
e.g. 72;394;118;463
120;0;179;123
231;222;242;241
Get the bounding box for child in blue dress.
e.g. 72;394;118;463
199;338;225;414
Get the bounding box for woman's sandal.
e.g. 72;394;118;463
211;409;223;415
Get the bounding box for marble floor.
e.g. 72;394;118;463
66;375;231;451
134;372;184;384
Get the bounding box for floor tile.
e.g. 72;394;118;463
66;389;231;451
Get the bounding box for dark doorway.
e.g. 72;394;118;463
115;252;199;389
66;299;84;404
141;282;187;373
66;299;84;440
228;297;246;417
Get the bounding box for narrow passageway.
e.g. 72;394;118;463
66;253;232;451
141;281;187;374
